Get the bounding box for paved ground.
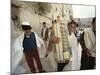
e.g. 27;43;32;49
13;51;72;74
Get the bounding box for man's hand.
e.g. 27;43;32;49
51;36;60;44
45;53;48;57
86;49;92;57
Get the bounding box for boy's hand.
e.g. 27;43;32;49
45;53;48;57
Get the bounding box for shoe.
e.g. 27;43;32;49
40;70;46;73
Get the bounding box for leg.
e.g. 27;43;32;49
88;56;96;69
33;50;43;72
24;52;36;73
57;63;67;71
80;50;89;70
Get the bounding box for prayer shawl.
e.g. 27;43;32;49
84;29;96;57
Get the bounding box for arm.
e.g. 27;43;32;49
41;28;43;38
84;30;96;57
79;32;91;56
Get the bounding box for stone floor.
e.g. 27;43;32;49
13;51;72;74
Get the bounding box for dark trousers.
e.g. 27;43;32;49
57;63;67;71
80;50;96;70
24;49;43;73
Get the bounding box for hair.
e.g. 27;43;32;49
49;26;53;30
21;25;32;31
57;16;60;18
92;17;96;23
42;22;46;25
67;21;78;27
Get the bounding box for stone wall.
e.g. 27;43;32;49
12;1;73;36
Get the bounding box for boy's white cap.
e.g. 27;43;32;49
21;22;31;26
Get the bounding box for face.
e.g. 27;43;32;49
43;24;46;27
25;29;31;35
57;16;61;20
68;23;77;34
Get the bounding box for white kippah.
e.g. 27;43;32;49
21;22;31;26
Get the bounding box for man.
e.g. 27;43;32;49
41;22;49;42
47;16;74;71
41;22;50;55
80;17;96;70
46;16;64;71
13;22;45;73
47;19;82;71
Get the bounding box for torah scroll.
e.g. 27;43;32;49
53;22;70;62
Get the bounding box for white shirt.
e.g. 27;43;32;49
42;27;47;39
68;33;82;70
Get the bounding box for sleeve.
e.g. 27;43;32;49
12;34;24;55
84;30;93;51
11;34;24;73
84;30;96;57
41;28;43;37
